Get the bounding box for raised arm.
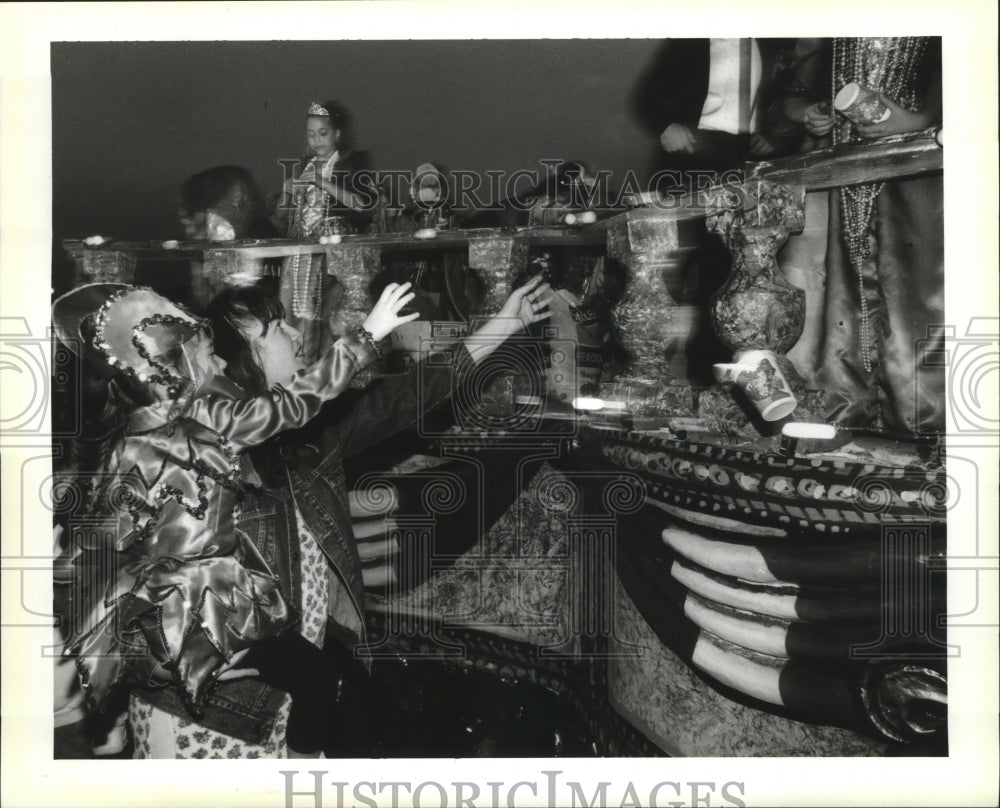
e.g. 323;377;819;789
461;275;553;365
332;276;553;458
330;351;458;459
194;283;419;451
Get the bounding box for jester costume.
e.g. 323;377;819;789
54;284;376;721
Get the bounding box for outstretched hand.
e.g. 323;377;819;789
495;275;554;332
461;275;554;366
363;282;421;342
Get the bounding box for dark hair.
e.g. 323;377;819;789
179;165;278;239
181;166;249;214
205;279;285;397
306;99;354;153
206;280;302;487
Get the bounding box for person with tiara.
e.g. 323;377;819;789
53;280;420;754
276;101;371;357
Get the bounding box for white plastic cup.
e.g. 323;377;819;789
834;82;891;126
713;349;798;421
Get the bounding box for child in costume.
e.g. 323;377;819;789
276;100;370;354
54;280;418;753
279;100;367;240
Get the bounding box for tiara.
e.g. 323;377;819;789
308;102;331;117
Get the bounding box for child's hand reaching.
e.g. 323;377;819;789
362;282;421;341
494;275;554;333
462;275;554;365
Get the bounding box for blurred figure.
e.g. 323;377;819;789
629;39;802;386
632;38;796;194
172;165;280;306
371;162;470;325
462;159;601;229
179;164;278;241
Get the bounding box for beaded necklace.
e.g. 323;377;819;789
290;152;339;320
290;253;324;320
832;37;928;372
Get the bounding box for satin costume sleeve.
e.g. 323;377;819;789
64;330;377;716
190;327;376;451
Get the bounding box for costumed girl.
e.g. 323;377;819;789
277;100;370;355
124;274;554;758
53;280;418;754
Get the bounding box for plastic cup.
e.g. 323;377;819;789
834;82;891;126
713;349;798;421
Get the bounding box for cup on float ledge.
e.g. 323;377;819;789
834;82;892;126
713;349;798;422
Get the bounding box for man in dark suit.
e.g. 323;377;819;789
633;38;790;192
629;39;792;385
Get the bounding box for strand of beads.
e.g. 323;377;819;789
321;154;332;223
289;252;323;320
832;37;930;373
289;154;340;321
311;151;338;231
839;183;882;372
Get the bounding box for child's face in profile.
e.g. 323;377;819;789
306;117;337;158
241;317;305;388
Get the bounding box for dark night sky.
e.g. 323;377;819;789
51;39;667;242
